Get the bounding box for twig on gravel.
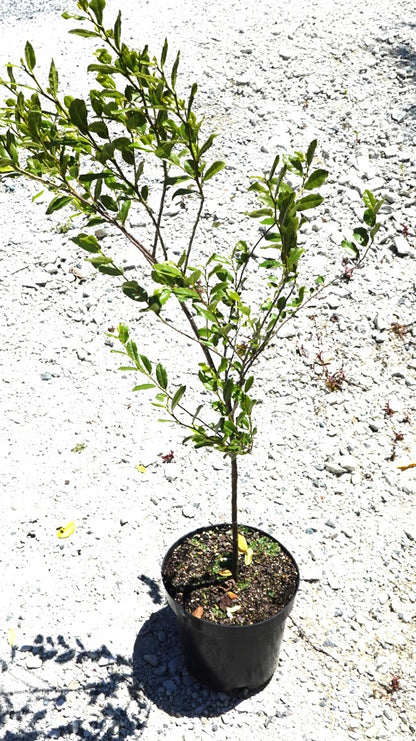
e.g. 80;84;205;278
289;616;341;664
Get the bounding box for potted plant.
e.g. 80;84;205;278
0;0;383;691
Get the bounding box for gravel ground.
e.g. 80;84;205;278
1;1;416;739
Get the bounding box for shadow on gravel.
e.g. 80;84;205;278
132;606;262;718
388;41;416;80
0;634;149;740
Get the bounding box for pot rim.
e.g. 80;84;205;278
161;522;300;630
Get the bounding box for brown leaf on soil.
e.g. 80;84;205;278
192;606;204;618
219;593;238;611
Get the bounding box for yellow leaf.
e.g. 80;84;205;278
396;461;416;471
218;569;232;577
238;533;248;553
244;547;254;566
8;628;17;647
57;521;76;539
135;464;147;474
226;604;241;619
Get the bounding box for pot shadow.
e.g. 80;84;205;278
132;606;264;718
0;633;150;740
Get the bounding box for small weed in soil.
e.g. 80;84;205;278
162;525;298;626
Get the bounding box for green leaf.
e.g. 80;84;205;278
156;363;168;390
117;323;129;344
187;82;198;117
87;63;117;75
46;195;73;214
363;209;376;227
24;41;36;71
0;158;15;172
114;10;122;49
204;160;226;182
269;153;280;179
89;0;105;25
139;355;152;374
161;38;168;67
259;258;282;269
171;385;186;410
27;110;41;139
171;51;180;87
199;133;216;157
61;11;88;20
132;383;155;391
118;199;131;225
296;193;324;211
122;281;148;303
69;98;88;133
306;139;317;167
100;194;118;211
88;121;109;138
71;233;101;253
304;169;328;190
68;28;100;38
362;189;376;209
244;376;254;393
353;227;369;246
48;59;59;95
195;305;217;323
223;378;234;404
96;264;124;276
341;239;359;258
247;208;273;218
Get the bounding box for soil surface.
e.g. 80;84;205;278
162;525;299;625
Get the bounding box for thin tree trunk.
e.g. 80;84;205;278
231;456;239;581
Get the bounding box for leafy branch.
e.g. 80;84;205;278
0;0;384;581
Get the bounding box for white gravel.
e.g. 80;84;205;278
1;1;415;739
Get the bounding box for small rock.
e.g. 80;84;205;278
339;454;358;472
41;372;52;381
44;262;58;274
325;519;336;529
325;462;347;475
325;294;341;309
279;47;295;60
95;228;108;240
393;235;412;257
143;654;159;667
25;655;43;669
163;678;177;692
391;109;406;123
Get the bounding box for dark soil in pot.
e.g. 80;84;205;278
162;524;298;626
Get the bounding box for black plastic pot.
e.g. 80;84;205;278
161;524;299;692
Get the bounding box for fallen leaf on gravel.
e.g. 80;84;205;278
396;461;416;471
135;464;147;473
192;606;204;618
57;521;76;539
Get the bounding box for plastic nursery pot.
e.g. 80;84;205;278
161;523;299;692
